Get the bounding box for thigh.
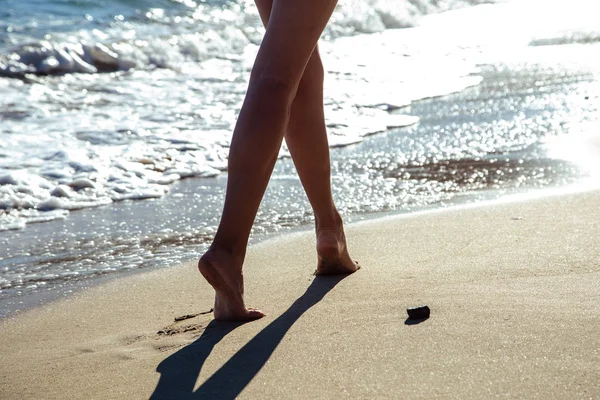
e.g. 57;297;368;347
254;0;273;26
251;0;336;87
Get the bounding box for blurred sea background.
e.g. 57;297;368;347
1;0;599;317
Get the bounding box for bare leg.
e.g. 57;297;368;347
255;0;358;275
287;49;358;275
199;0;341;321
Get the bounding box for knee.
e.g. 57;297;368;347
247;54;324;105
249;71;298;105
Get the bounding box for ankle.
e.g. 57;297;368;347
315;209;344;233
210;231;248;258
202;242;245;269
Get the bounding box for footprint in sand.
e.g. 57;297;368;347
156;309;214;337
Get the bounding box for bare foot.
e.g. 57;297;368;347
315;228;360;275
198;246;265;322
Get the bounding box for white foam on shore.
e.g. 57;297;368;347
2;0;600;232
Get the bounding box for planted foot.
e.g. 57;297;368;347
315;228;360;275
198;246;265;322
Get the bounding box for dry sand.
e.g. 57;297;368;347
1;189;599;399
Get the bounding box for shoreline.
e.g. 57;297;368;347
2;179;598;321
3;39;599;318
2;187;599;398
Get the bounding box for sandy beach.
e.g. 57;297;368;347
1;188;599;399
2;0;600;398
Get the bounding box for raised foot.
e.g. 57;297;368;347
315;230;360;276
198;249;265;322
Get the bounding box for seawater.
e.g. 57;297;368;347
0;0;498;232
1;0;600;316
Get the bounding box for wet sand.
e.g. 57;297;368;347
1;188;599;399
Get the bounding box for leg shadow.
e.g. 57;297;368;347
150;320;243;400
150;275;348;400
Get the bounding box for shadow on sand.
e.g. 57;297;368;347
150;275;348;400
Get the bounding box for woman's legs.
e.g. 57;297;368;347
199;0;356;322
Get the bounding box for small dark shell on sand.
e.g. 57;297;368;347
407;305;430;320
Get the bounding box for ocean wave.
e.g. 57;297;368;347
330;0;499;34
0;0;498;78
529;29;600;47
10;0;580;233
0;42;127;78
0;0;505;232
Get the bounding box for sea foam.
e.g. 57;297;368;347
2;0;599;233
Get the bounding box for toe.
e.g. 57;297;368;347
247;309;266;320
